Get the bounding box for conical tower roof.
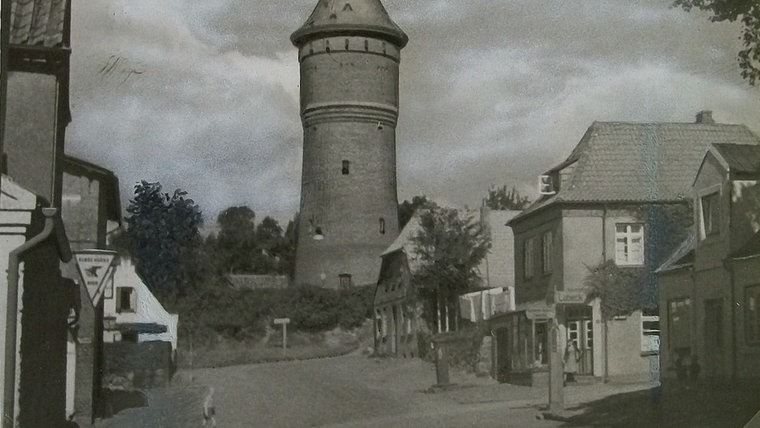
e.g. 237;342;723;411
291;0;408;48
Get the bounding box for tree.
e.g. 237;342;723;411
398;195;437;229
674;0;760;85
215;206;257;274
123;181;204;299
411;207;491;333
483;185;531;210
253;216;286;274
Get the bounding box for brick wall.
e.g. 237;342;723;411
294;33;403;288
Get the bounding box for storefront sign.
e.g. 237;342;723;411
554;291;586;304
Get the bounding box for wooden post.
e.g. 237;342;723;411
549;318;564;414
274;318;290;357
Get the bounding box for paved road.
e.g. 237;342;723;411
187;354;563;428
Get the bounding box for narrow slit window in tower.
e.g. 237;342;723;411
342;160;350;175
345;39;350;50
379;218;386;234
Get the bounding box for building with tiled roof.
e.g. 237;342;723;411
1;1;79;426
658;140;760;383
496;111;760;385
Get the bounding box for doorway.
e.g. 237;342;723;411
566;306;593;375
703;298;724;377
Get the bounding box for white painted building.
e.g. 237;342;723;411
102;257;178;351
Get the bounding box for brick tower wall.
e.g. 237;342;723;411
294;36;401;288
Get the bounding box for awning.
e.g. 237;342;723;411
114;323;167;334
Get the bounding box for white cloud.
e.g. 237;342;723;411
66;0;760;227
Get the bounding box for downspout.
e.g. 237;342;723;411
3;208;58;427
602;205;609;383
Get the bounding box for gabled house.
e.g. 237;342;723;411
503;111;760;385
60;154;121;425
658;143;760;382
374;214;424;358
101;257;178;388
0;176;76;427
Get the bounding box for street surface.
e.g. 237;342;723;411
99;354;656;427
188;354;595;428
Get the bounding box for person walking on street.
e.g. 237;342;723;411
564;340;581;385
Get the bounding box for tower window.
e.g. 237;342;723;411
379;218;386;234
364;39;369;51
342;160;350;175
325;40;331;53
345;39;350;50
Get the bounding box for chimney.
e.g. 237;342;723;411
695;110;714;124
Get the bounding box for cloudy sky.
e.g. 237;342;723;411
66;0;760;226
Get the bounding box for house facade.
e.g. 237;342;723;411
501;112;760;385
1;1;81;426
60;154;121;425
658;143;760;382
374;215;423;358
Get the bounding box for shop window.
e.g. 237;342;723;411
615;223;644;266
641;308;660;353
700;192;720;238
668;297;692;350
746;285;760;345
542;230;553;274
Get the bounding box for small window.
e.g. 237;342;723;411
379;218;386;234
700;192;720;238
345;38;349;50
342;160;350;175
542;230;553;274
339;273;352;289
524;238;535;279
615;223;644;266
746;285;760;345
538;174;555;195
116;287;135;313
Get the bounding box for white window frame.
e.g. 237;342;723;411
641;311;660;354
700;192;720;239
542;230;553;274
615;223;644;266
524;237;535;279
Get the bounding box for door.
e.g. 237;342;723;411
566;306;594;375
495;327;510;382
703;298;724;377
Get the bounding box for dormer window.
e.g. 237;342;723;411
539;174;555;195
700;192;720;238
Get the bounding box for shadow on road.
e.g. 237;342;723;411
559;381;760;427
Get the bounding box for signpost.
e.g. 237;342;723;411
273;318;290;356
74;250;117;305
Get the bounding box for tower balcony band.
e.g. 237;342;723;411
302;102;399;127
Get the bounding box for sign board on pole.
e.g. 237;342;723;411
273;318;290;325
554;291;586;305
74;250;117;304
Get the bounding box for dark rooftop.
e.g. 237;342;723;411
291;0;407;47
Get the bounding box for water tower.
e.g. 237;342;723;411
291;0;407;288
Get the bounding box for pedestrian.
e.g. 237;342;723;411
564;340;581;385
203;387;216;428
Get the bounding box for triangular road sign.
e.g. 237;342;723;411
75;250;116;304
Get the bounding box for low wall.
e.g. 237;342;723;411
103;341;174;389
